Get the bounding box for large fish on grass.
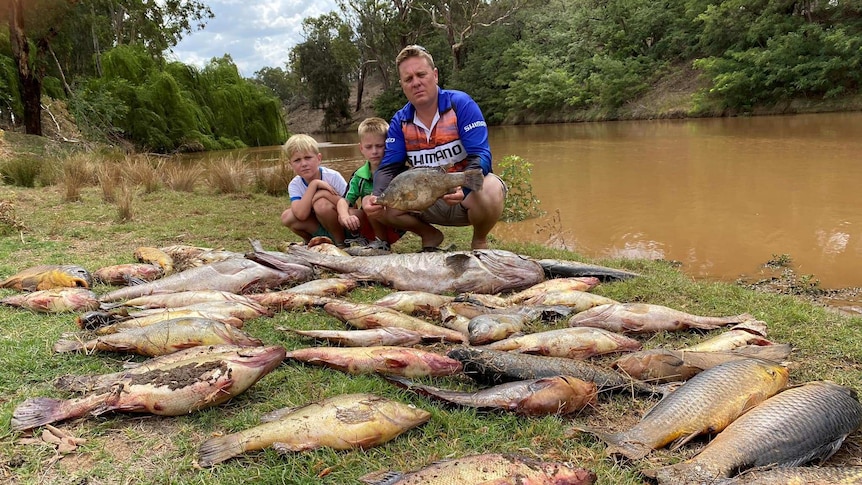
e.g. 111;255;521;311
683;320;774;351
103;289;261;310
521;290;618;312
448;347;659;395
467;313;527;345
376;167;484;212
1;264;92;291
90;308;246;334
133;246;174;274
283;346;462;377
569;302;755;334
283;327;425;347
323;300;467;343
575;358;789;460
269;244;546;295
245;291;337;311
359;453;596;485
197;393;431;467
645;381;862;484
1;288;100;313
505;277;601;304
535;258;640;282
93;263;164;285
718;466;862;484
12;344;285;431
373;291;456;319
54;317;263;356
484;326;643;360
612;344;793;383
386;374;597;416
99;258;313;303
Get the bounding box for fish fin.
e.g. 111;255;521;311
273;441;318;453
11;397;67;431
124;275;147;286
383;375;415;389
197;433;245;467
359;470;404;485
572;425;652;460
462;168;485;192
669;430;701;451
54;375;98;394
53;339;84;353
260;405;303;422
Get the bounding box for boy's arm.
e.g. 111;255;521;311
289;180;321;221
336;197;360;231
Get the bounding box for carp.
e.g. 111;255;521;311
133;246;174;274
535;258;640;282
53;317;263;356
448;347;658;395
484;326;642;360
281;277;358;296
284;346;462;377
284;327;425;347
274;244;546;295
521;290;618;312
646;381;862;484
505;277;601;304
467;313;527;345
93;263;164;285
612;344;793;383
105;290;262;310
683;320;775;351
1;288;100;313
98;258;313;303
569;302;755;334
719;466;862;484
197;393;431;466
359;453;596;485
376;167;484;212
12;344;285;431
386;374;597;416
1;264;92;291
323;300;467;343
373;291;456;319
576;358;789;460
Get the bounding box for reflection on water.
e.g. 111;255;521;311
179;113;862;289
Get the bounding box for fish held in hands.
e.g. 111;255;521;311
12;344;285;431
197;393;430;466
376;167;484;212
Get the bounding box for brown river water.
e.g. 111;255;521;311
182;112;862;291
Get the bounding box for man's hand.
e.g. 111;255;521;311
441;187;465;206
361;195;384;217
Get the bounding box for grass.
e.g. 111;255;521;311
1;164;862;483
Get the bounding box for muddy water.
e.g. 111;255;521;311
185;112;862;289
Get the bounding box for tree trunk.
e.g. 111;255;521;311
48;43;72;98
9;0;43;135
355;63;367;112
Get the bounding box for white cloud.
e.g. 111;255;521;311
166;0;338;77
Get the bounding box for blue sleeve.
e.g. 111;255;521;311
374;109;410;195
452;91;492;174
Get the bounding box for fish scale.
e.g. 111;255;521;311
647;381;862;484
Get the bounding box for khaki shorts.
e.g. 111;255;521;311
419;173;507;226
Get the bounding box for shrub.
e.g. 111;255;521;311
497;155;543;222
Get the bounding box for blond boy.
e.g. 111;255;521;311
280;134;349;246
337;117;401;251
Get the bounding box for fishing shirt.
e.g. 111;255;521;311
288;166;348;201
344;161;373;208
373;88;492;196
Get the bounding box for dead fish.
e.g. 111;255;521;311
387;374;597;416
448;347;659;395
467;313;527;345
439;308;471;336
98;258;313;303
282;277;358;296
505;277;601;304
323;300;467;343
158;244;243;271
76;310;126;331
535;258;640;282
197;393;430;466
12;344;285;431
576;358;789;460
284;346;462;377
308;242;351;256
373;291;456;319
53;317;263;356
92;263;164;285
245;291;336;311
719;466;862;484
683;320;775;352
376;167;484;212
569;303;756;334
55;344;272;394
1;288;99;313
522;290;618;312
485;327;643;360
105;290;261;310
134;246;174;274
126;300;273;322
1;264;92;291
444;297;572;322
646;381;862;484
613;344;793;383
284;327;425;347
359;453;596;485
93;308;245;334
274;245;546;295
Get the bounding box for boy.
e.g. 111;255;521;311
337;117;402;252
280;134;349;247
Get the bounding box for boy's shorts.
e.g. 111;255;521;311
419;173;508;226
311;225;335;241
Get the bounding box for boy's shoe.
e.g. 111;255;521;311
366;238;390;251
345;235;370;247
345;238;390;256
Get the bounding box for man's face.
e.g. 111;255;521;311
398;56;438;110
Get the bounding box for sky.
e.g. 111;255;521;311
164;0;339;78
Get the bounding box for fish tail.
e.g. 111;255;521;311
11;397;70;431
462;168;485;192
197;433;246;467
53;338;85;353
359;470;404;485
573;425;651;460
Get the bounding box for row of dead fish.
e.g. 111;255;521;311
2;240;861;483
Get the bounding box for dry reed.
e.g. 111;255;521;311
206;155;249;194
121;154;162;193
116;183;134;222
162;163;203;192
252;160;293;195
97;162;123;202
62;153;97;202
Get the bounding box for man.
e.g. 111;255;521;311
362;45;507;251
